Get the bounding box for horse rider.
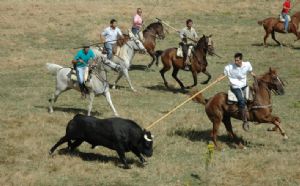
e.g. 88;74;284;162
222;52;256;130
179;19;198;70
72;44;96;98
101;19;123;60
282;0;291;33
131;8;143;36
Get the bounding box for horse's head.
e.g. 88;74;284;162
128;31;147;53
260;67;285;95
196;34;214;56
146;21;165;39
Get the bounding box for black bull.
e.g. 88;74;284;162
49;114;154;169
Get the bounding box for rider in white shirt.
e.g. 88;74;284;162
223;52;256;130
101;19;123;60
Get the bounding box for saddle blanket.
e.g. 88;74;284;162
279;14;291;22
176;45;193;58
227;86;253;102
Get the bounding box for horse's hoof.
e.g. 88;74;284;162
114;113;119;117
242;122;250;131
48;109;53;113
267;127;277;131
283;135;288;140
201;81;209;84
132;89;137;92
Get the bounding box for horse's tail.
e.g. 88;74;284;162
155;50;164;66
257;20;264;26
46;63;63;75
190;90;208;105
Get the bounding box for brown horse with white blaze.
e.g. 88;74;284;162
193;68;288;149
159;35;214;90
258;11;300;46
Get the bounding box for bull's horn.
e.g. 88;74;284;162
144;134;152;142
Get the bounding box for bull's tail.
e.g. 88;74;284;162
190;89;208;105
46;63;63;75
155;50;164;66
257;20;264;26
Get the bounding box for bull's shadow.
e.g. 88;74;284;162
34;106;101;116
172;128;248;148
144;84;189;94
56;148;143;168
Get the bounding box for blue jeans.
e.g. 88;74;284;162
231;86;247;109
282;13;289;31
104;43;113;60
131;27;140;35
76;66;86;84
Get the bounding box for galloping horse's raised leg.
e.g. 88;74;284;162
201;70;212;84
104;89;119;117
147;51;156;69
172;68;185;90
270;116;288;139
271;31;282;46
87;92;95;116
160;66;170;88
223;115;244;148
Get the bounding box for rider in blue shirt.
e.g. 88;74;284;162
72;44;96;98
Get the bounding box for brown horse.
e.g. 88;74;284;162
141;21;165;68
159;35;214;90
193;68;288;149
258;11;300;46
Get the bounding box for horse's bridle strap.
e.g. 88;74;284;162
251;104;272;109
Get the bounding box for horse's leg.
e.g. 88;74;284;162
211;119;222;150
172;68;185;90
263;30;270;47
201;70;212;84
223;115;245;149
147;51;156;69
112;71;123;90
186;70;197;89
160;66;170;89
270;116;288;139
104;90;119;116
122;68;136;92
271;30;282;46
87;92;95;116
48;89;63;113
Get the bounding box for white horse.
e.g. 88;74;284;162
46;55;119;116
101;32;147;92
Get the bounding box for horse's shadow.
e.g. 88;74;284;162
34;106;101;116
129;64;148;71
251;42;288;47
171;128;248;148
56;148;142;168
144;84;189;94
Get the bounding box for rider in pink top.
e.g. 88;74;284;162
132;8;143;35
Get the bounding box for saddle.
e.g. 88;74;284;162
278;14;291;22
176;45;193;58
227;86;254;104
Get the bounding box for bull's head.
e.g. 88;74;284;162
140;130;154;157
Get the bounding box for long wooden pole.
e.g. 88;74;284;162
146;75;226;130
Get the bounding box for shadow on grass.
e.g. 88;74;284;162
56;148;143;169
172;128;255;149
144;84;189;94
34;106;102;116
251;42;289;47
129;64;149;71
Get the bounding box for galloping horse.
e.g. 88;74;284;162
159;35;214;90
141;21;165;68
258;11;300;46
193;68;288;149
46;55;119;116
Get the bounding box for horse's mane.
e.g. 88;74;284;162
116;34;129;47
144;22;162;32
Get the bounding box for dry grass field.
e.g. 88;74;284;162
1;0;300;185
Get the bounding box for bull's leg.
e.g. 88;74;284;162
271;31;281;46
87;92;95;116
201;70;212;84
104;90;119;117
49;136;68;154
69;140;83;151
171;68;185;90
116;149;129;169
132;149;145;164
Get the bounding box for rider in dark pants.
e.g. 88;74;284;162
223;52;256;130
179;19;198;70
